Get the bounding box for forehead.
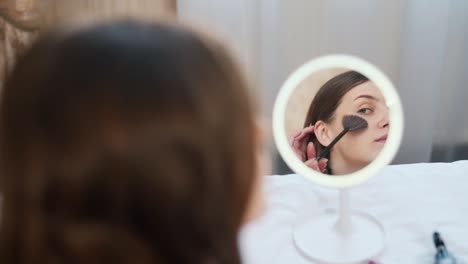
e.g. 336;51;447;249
341;81;385;103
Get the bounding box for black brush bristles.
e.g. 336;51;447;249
343;115;368;131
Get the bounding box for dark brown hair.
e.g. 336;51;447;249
303;70;368;174
0;20;256;264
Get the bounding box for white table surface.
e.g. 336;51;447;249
240;161;468;264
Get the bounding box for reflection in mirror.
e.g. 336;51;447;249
286;69;389;176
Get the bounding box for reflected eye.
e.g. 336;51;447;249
358;108;373;115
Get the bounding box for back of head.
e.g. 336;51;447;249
0;20;256;264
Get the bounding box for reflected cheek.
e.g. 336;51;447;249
343;133;367;151
350;131;374;148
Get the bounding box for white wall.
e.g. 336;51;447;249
177;0;468;166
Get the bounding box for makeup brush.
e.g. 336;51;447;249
316;115;368;161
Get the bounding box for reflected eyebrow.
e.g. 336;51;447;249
353;95;379;101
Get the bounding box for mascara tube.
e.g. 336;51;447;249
433;232;458;264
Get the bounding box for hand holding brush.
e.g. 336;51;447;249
316;115;368;161
289;126;328;172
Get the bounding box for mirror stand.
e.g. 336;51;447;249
293;189;385;263
273;55;404;263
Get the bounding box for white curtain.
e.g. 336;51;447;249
176;0;468;170
176;0;261;96
430;0;468;163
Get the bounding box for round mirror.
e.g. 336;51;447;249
273;55;404;188
272;55;404;263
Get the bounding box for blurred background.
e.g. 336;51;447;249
2;0;468;174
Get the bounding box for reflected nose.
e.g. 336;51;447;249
378;107;389;128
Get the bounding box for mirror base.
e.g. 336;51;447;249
293;209;385;264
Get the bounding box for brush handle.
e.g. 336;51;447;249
316;128;349;161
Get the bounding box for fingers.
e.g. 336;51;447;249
306;142;317;160
289;126;315;162
289;130;302;146
304;159;320;171
305;159;328;173
294;148;305;161
294;134;328;173
296;126;315;156
304;150;328;173
318;158;328;173
296;125;315;141
289;135;305;161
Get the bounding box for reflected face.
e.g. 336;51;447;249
326;81;389;174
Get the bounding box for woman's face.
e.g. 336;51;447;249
327;81;389;174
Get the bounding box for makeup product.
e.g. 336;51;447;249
433;231;458;264
316;115;368;161
363;260;381;264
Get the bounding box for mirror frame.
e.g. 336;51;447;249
273;55;404;188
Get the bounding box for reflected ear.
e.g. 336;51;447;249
314;120;333;147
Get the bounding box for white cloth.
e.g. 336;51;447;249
240;161;468;263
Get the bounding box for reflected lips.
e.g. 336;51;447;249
375;134;387;143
